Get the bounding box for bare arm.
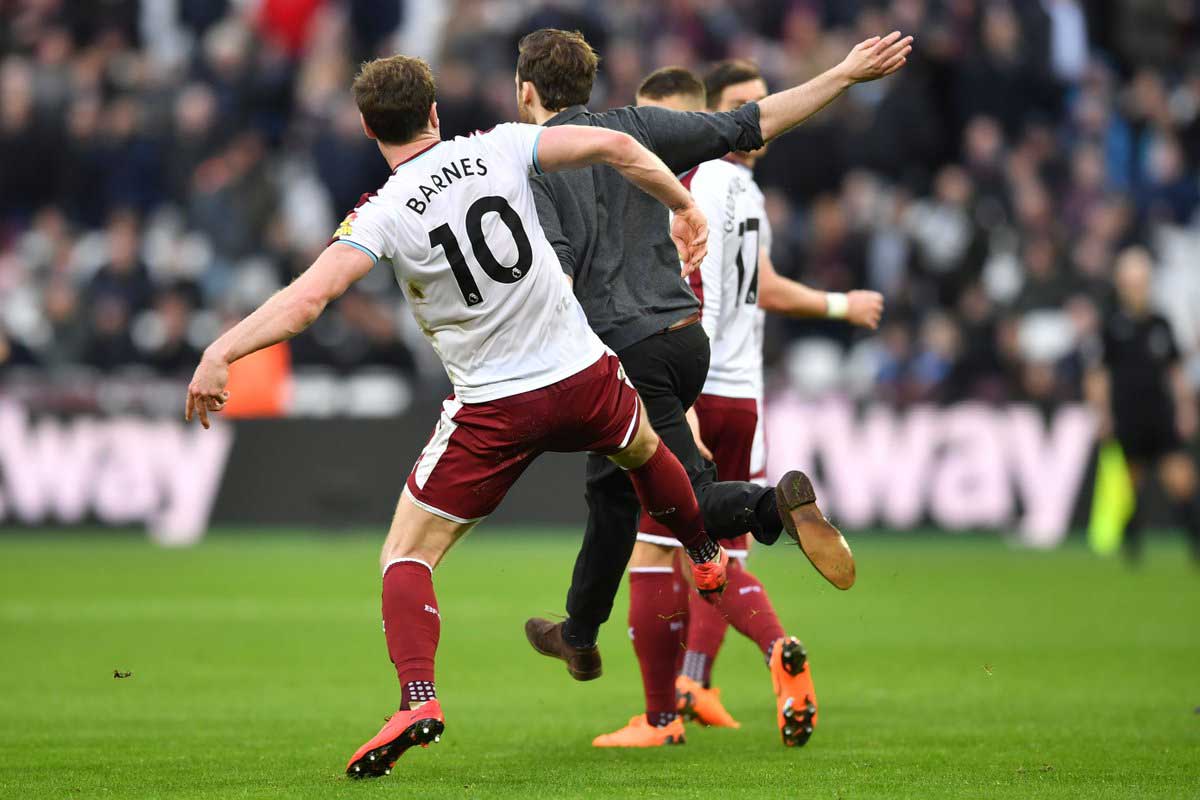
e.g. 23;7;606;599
757;248;883;329
758;32;913;143
536;125;707;274
185;243;375;428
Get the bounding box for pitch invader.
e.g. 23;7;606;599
593;62;885;749
182;55;730;779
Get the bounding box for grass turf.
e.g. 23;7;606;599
0;530;1197;799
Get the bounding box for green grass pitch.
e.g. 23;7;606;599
0;530;1197;799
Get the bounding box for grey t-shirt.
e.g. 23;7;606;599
532;103;765;353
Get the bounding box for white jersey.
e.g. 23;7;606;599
332;123;605;403
684;158;769;399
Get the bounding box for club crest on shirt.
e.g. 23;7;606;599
334;210;357;239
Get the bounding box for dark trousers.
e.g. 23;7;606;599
564;322;774;627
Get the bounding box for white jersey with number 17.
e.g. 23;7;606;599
683;158;770;400
332;123;606;403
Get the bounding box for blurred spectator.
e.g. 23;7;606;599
0;0;1196;417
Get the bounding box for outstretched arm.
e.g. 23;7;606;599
757;248;883;329
185;243;375;427
757;31;913;143
535;125;707;275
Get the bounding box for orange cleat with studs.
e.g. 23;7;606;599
676;675;741;728
345;700;445;779
770;637;818;747
592;714;686;747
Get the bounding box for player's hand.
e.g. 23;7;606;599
185;353;231;430
686;407;713;461
672;204;709;277
837;31;913;84
847;290;884;330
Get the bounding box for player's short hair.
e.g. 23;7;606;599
703;59;764;110
352;55;436;145
517;28;599;111
636;67;706;104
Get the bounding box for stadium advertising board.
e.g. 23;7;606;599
0;398;1097;545
762;395;1097;548
0;402;233;545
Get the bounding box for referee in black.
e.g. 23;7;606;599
513;28;913;672
1086;246;1200;562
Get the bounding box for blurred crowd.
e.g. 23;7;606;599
2;0;1199;410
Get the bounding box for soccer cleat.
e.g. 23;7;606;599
592;714;686;747
770;637;818;747
345;700;445;779
692;546;729;598
676;675;740;728
524;618;603;680
776;470;855;590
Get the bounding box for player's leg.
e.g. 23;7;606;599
644;324;855;589
349;397;539;778
1160;451;1200;561
593;540;689;747
527;352;722;683
609;399;727;583
545;342;704;659
527;452;635;677
347;492;473;778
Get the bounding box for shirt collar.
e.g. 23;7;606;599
545;105;589;127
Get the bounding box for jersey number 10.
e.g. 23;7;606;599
428;196;533;306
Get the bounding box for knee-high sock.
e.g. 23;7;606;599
628;444;714;558
682;582;728;686
382;559;440;709
717;560;786;658
629;569;688;725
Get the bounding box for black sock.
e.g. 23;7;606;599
562;617;598;649
647;710;677;727
754;490;783;544
685;538;719;564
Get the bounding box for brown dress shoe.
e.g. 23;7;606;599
524;618;602;681
775;470;856;590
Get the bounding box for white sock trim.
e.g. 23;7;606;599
629;566;675;574
635;532;682;548
383;557;433;576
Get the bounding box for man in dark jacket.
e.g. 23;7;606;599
516;28;912;692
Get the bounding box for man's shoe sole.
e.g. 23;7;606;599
524;618;602;681
776;471;856;590
346;718;444;779
779;639;816;747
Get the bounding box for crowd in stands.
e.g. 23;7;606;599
2;0;1198;411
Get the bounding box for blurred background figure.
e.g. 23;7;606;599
1086;247;1200;562
0;0;1195;526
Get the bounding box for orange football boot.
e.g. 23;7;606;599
676;675;740;728
691;546;729;598
345;700;445;779
592;714;686;747
770;637;818;747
